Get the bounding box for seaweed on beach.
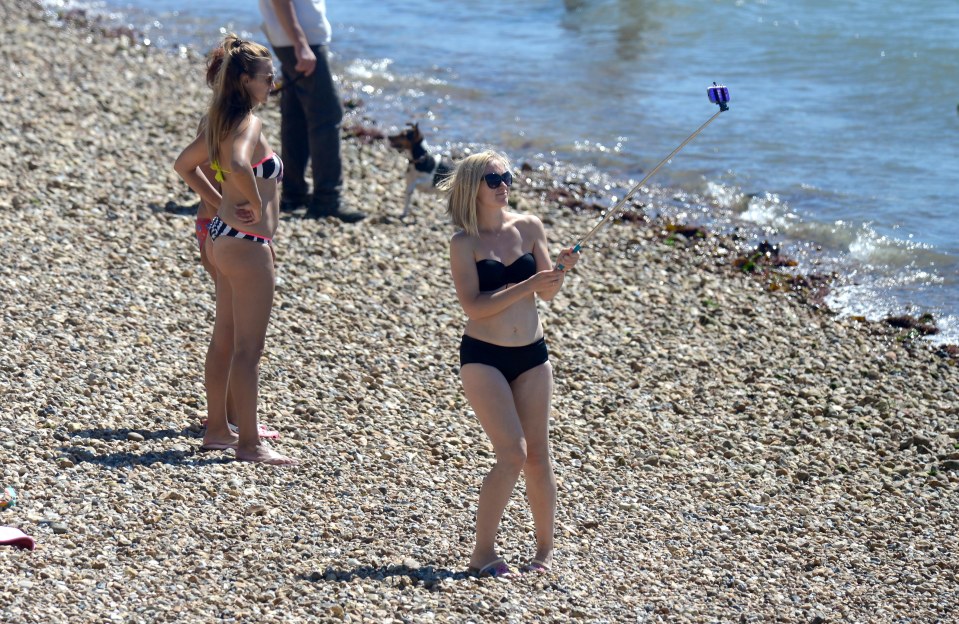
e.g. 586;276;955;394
884;313;939;336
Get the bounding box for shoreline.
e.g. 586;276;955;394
2;2;958;623
41;0;959;348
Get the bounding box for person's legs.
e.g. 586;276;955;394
202;239;238;449
274;46;311;206
298;46;365;222
200;235;241;428
461;364;527;569
307;123;344;212
214;238;294;465
303;45;343;210
511;361;557;567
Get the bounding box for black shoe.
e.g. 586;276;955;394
305;203;367;223
280;195;309;213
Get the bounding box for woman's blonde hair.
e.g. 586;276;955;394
439;150;512;236
205;44;226;89
206;34;271;170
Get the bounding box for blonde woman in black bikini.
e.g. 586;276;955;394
174;34;294;465
444;150;580;576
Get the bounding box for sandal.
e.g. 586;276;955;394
467;557;512;578
201;419;280;439
520;558;551;574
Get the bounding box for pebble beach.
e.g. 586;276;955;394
2;2;958;622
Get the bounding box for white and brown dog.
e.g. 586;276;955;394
387;122;454;219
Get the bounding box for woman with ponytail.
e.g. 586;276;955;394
175;44;281;442
175;34;294;465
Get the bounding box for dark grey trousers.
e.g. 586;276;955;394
273;44;344;209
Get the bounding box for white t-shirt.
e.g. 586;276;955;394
260;0;332;47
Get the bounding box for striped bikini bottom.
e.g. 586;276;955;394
207;215;272;245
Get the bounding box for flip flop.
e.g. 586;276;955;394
467;557;512;578
200;420;280;439
0;526;36;550
199;441;238;452
520;558;551;574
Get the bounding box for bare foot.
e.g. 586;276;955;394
200;432;239;451
236;442;297;466
202;419;278;439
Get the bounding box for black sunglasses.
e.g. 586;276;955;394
484;171;513;189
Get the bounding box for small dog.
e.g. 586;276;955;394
387;122;454;219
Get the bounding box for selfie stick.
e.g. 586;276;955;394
556;83;730;270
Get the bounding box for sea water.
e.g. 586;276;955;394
42;0;959;343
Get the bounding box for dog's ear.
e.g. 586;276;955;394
387;128;411;150
410;122;423;142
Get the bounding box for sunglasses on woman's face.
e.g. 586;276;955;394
484;171;513;189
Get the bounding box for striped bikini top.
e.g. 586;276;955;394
252;152;283;180
209;152;284;183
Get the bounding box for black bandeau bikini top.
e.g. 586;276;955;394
476;252;536;292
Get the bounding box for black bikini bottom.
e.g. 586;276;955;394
459;335;548;383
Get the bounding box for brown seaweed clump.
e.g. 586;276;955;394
884;313;939;336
